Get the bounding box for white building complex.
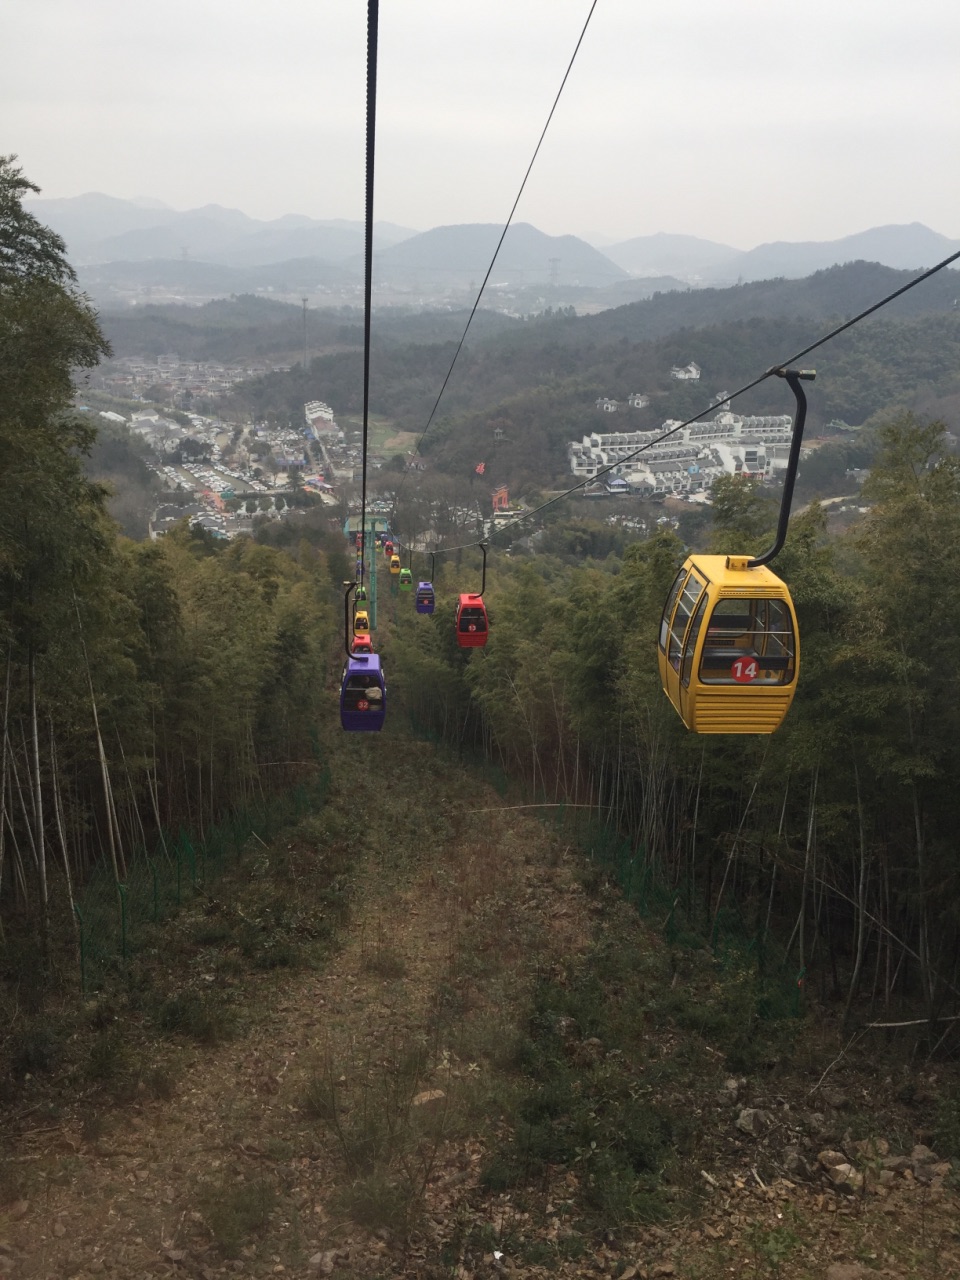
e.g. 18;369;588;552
568;411;794;497
304;400;338;434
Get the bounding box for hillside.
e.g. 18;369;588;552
517;261;960;347
3;724;957;1280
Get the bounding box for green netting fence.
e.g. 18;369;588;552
404;713;802;1023
551;803;805;1024
73;769;331;995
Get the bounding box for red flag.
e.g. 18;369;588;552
475;461;486;475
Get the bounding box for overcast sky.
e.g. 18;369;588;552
6;0;960;248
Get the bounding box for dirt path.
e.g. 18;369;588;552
0;742;594;1280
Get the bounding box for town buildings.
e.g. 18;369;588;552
568;410;795;497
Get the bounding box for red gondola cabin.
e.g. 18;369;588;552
456;593;488;648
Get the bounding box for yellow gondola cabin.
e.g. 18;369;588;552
353;608;370;636
658;554;799;734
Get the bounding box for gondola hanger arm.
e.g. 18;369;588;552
743;368;816;571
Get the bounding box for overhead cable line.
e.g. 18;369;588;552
428;246;960;551
393;0;600;516
357;0;380;590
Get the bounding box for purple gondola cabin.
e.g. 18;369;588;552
340;655;386;732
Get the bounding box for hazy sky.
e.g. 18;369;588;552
7;0;960;248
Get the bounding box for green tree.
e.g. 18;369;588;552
708;474;776;550
0;158;115;942
0;155;77;284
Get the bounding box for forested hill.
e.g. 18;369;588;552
539;260;960;346
98;296;520;365
234;303;960;491
410;314;959;490
101;261;960;369
227;260;960;433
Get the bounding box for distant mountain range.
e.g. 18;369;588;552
371;223;627;289
602;224;960;284
24;192;417;266
25;193;960;307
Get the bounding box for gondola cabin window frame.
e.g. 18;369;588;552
662;570;706;672
698;596;796;687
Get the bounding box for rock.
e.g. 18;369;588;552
852;1136;889;1158
821;1088;850;1110
308;1251;337;1275
411;1089;445;1108
803;1111;828;1136
825;1264;870;1280
736;1108;773;1136
880;1155;911;1173
8;1202;28;1220
825;1163;864;1193
652;1264;676;1277
782;1146;812;1179
911;1143;938;1164
719;1077;741;1104
817;1149;849;1170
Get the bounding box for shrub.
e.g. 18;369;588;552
156;991;233;1044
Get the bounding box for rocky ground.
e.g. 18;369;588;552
0;734;958;1279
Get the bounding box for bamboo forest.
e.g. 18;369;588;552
4;148;960;1053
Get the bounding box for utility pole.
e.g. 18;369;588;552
369;519;378;632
